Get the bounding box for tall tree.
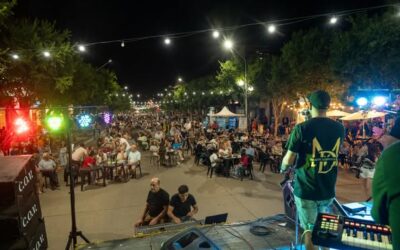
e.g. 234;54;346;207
331;13;400;89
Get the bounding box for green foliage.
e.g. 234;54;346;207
0;17;125;109
331;13;400;89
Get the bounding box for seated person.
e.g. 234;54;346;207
81;151;98;183
96;148;108;165
234;150;249;176
135;177;170;227
168;185;198;224
127;144;141;176
38;152;59;190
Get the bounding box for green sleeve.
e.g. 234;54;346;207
372;150;389;224
390;197;400;250
285;125;302;153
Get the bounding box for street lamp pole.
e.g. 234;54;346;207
235;52;248;125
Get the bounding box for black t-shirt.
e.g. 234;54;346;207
146;188;170;217
170;193;196;218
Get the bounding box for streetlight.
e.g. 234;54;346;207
223;39;248;123
223;39;233;50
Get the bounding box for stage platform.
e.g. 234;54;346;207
77;214;300;250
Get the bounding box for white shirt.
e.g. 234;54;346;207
38;159;56;170
210;153;219;167
71;147;87;161
119;138;130;149
154;131;164;140
128;150;141;164
184;122;192;131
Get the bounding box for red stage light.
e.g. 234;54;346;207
14;117;29;134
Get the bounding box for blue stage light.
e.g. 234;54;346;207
356;97;368;106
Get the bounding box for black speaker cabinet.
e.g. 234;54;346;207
0;220;48;250
0;155;36;207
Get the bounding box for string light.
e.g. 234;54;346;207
329;16;338;24
11;54;19;60
164;38;171;45
212;30;220;38
267;24;276;33
121;41;125;47
78;45;86;52
43;51;51;58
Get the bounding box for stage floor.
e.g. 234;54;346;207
77;214;299;250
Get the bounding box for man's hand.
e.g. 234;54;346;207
134;219;143;227
186;212;193;217
149;217;159;225
173;217;181;224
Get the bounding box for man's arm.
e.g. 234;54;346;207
187;204;198;217
281;150;297;172
167;205;181;223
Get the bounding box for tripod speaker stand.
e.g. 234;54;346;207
65;126;90;249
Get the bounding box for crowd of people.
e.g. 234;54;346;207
1;90;400;248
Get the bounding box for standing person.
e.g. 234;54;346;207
372;140;400;250
135;177;169;227
359;142;381;200
168;185;198;224
281;90;345;250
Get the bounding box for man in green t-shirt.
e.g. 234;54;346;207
281;90;345;250
372;127;400;249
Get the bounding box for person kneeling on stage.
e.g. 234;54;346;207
168;185;198;224
281;90;344;250
135;177;169;227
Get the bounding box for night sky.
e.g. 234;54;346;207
14;0;386;98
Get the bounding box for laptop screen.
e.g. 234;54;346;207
204;213;228;225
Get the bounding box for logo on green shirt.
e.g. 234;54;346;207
310;137;340;174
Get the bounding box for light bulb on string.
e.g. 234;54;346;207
267;24;276;33
212;30;220;38
121;41;125;47
164;38;171;45
11;54;19;60
78;45;86;52
43;51;51;58
329;16;338;24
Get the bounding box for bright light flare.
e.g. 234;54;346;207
330;16;338;24
43;51;51;58
78;45;86;52
372;96;386;106
268;24;276;33
356;97;368;106
223;39;233;50
14;118;29;134
212;30;220;38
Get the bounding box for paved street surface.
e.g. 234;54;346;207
39;152;365;250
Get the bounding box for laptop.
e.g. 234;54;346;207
204;213;228;225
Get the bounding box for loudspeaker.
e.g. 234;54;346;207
0;155;47;249
0;220;48;250
282;180;297;222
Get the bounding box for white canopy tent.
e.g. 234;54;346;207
327;110;351;117
209;106;244;117
340;110;387;138
340;110;387;121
